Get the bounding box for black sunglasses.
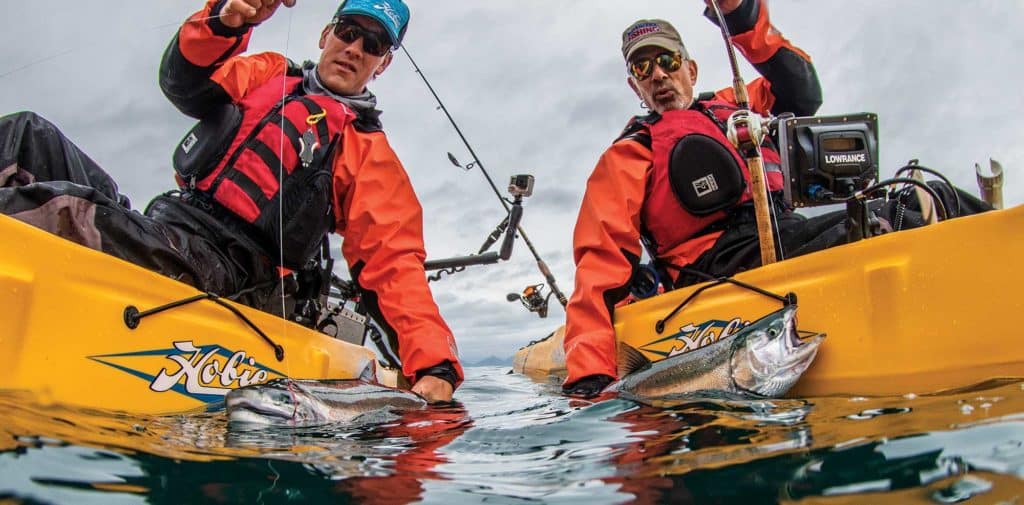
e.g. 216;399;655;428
628;52;684;81
332;18;391;57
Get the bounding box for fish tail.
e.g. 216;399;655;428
617;342;651;377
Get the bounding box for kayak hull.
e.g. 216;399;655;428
515;206;1024;396
0;214;381;414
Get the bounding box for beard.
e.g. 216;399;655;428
647;86;693;114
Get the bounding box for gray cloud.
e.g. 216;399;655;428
2;1;1020;362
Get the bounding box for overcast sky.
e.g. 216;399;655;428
2;1;1021;362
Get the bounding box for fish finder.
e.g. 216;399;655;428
777;113;879;207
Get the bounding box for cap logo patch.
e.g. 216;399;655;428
374;2;402;28
626;22;662;43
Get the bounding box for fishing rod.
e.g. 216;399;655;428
707;0;779;266
399;45;568;309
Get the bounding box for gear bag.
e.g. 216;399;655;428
667;132;746;216
172;104;243;186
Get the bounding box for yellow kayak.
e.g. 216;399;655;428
515;205;1024;396
0;214;386;414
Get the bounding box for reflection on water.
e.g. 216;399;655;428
1;369;1022;504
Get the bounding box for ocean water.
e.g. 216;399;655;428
1;367;1022;504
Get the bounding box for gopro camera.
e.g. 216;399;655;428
508;174;535;198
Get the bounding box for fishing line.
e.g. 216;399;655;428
761;142;787;262
277;6;298;392
277;6;295;332
256;460;281;505
398;45;569;308
0;15;222;80
0;49;76;80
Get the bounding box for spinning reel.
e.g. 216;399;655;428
507;283;552;318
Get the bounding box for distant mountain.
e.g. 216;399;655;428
467;355;513;367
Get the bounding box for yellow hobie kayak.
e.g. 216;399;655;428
0;214;386;414
515;205;1024;396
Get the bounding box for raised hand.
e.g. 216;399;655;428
705;0;744;15
220;0;297;29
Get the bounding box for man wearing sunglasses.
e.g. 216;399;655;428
561;0;824;398
159;0;463;402
0;0;461;402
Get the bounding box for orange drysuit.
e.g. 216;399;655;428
165;1;463;386
564;0;820;386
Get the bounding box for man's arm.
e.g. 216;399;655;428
563;139;649;390
707;0;823;117
160;0;291;118
335;127;464;402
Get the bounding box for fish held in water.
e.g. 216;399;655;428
226;378;426;427
609;305;823;399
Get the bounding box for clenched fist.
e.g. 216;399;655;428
705;0;744;15
220;0;297;28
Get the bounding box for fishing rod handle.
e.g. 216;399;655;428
537;259;569;308
746;155;778;265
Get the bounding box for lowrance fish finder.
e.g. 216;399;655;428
777;113;879;207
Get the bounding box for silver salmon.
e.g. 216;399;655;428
226;378;426;427
609;305;823;399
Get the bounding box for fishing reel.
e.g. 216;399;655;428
507;283;551;318
726;108;768;152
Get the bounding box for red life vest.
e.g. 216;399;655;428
640;100;783;256
185;75;356;268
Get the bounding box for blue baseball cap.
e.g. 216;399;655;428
334;0;410;49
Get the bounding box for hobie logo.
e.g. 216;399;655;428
89;342;284;403
666;318;748;356
374;3;402;30
151;341;269;396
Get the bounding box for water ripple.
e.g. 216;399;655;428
1;370;1023;503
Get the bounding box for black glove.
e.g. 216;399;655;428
415;360;459;388
562;374;614;399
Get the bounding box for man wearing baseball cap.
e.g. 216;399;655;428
164;0;463;401
561;0;824;398
0;0;461;402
